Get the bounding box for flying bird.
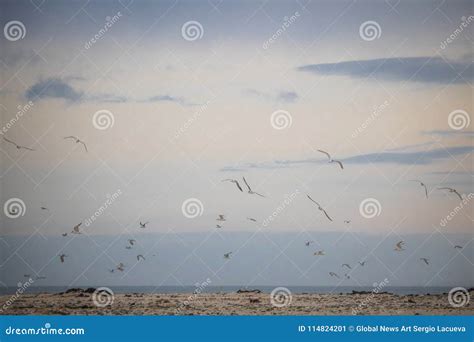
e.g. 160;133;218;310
358;261;366;266
437;187;463;201
128;239;136;246
59;254;68;263
64;136;88;152
224;252;232;259
242;177;265;197
329;272;340;278
394;241;406;251
3;137;35;151
313;250;325;256
344;220;351;224
139;221;149;228
125;246;132;250
61;233;68;237
108;269;115;273
420;257;430;265
71;223;82;234
247;217;257;222
216;224;223;229
216;215;226;222
342;263;352;269
222;179;243;192
454;245;463;249
344;274;350;279
409;180;428;198
40;206;49;211
116;263;125;272
317;149;343;169
23;274;31;278
307;195;333;221
305;241;314;247
137;255;145;261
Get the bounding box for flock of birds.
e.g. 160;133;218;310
3;137;468;284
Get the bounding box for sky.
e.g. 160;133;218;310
0;0;472;288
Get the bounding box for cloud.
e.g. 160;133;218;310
25;78;192;105
222;145;474;171
298;57;473;84
26;78;83;102
422;130;474;137
243;88;299;103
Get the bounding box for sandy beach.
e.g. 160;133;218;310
1;289;472;315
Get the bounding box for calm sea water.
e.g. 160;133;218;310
0;286;455;296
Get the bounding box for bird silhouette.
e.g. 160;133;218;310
307;195;333;221
64;136;88;152
242;177;265;197
222;179;243;192
437;187;463;201
3;137;35;151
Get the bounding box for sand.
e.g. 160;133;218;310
1;289;473;315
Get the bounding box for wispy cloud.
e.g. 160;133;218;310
243;88;299;103
298;57;473;84
222;145;474;171
25;78;193;105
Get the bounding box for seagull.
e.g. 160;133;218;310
247;217;257;222
394;241;405;251
242;177;265;197
409;180;428;198
454;245;463;249
40;206;49;211
116;263;125;272
216;215;226;222
437;187;463;201
137;255;145;261
23;274;31;278
224;252;232;259
128;239;136;246
317;149;343;169
358;261;366;266
329;272;340;278
342;263;352;269
108;269;115;273
59;254;68;263
344;274;350;279
216;224;223;229
420;257;430;265
125;246;132;250
307;195;333;221
305;241;314;247
222;179;243;192
3;137;35;151
64;136;88;152
61;233;68;237
139;221;149;228
71;223;82;234
344;220;351;224
313;250;325;256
